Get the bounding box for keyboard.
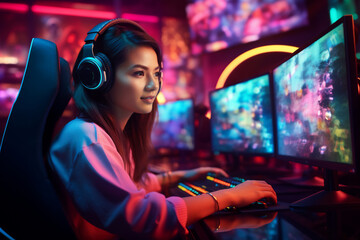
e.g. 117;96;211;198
175;173;274;212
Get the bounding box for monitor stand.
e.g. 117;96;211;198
290;169;360;210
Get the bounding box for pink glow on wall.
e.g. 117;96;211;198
121;13;159;23
0;3;29;13
31;5;116;19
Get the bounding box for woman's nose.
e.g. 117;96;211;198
145;74;159;92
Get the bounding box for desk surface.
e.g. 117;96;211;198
188;209;360;240
154;156;360;240
182;180;360;240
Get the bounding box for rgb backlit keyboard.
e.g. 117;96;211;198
177;173;270;211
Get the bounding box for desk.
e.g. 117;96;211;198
162;165;360;239
188;209;360;240
152;155;360;240
181;180;360;240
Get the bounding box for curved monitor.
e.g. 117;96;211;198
273;15;360;209
209;74;274;155
151;99;195;150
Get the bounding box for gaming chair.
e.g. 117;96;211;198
0;38;76;239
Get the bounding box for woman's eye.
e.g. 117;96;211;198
154;71;163;79
133;71;144;77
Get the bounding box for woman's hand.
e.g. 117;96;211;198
228;180;277;208
181;167;229;182
182;177;277;226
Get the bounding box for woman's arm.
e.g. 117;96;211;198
184;180;277;226
155;167;277;226
183;189;232;226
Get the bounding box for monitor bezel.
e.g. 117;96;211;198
272;15;359;172
152;98;196;151
209;72;276;157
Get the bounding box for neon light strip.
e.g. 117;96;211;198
216;45;298;89
0;56;19;64
187;183;208;194
122;13;159;23
31;5;116;19
178;185;197;196
0;3;29;13
0;3;158;23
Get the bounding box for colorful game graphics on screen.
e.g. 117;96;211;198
210;74;274;155
186;0;308;54
151;99;195;150
274;16;360;209
273;17;356;167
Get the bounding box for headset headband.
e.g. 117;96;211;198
84;18;147;44
81;18;147;59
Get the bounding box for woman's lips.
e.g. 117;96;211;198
141;96;155;104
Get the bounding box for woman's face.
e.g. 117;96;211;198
108;46;161;121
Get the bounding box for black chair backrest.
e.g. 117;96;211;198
0;38;76;239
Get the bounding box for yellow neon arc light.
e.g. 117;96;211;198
216;44;299;89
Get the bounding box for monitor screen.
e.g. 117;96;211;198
273;15;359;171
186;0;309;54
151;99;195;150
210;74;274;155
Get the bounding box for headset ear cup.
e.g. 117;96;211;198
76;56;104;90
95;52;113;92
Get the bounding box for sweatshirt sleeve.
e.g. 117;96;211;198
49;121;188;239
138;172;161;193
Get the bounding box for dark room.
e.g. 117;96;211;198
1;0;360;239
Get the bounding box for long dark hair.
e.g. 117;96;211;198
72;22;162;182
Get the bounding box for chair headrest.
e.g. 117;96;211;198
2;38;60;144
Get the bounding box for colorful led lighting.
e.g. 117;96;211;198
31;5;116;19
122;13;159;23
0;56;19;64
178;184;197;196
156;92;166;105
206;176;231;187
216;45;298;89
205;111;211;119
187;183;208;194
0;3;29;13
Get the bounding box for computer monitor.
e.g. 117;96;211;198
209;74;274;156
151;99;195;150
273;15;360;209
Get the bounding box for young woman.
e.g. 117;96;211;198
49;19;277;240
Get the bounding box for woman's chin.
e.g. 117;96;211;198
137;106;153;114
